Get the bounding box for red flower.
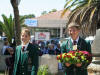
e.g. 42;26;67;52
57;50;92;67
67;55;71;58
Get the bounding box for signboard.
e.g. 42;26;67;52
24;19;38;27
35;32;50;40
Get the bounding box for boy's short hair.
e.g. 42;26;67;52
21;28;30;36
68;22;81;29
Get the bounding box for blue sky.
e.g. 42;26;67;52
0;0;66;20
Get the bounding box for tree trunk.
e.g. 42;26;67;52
10;0;21;45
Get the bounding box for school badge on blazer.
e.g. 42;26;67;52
73;45;77;50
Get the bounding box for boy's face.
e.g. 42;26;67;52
68;26;80;39
21;32;30;44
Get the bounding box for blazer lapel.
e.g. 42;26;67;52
69;38;73;50
17;45;22;64
66;38;73;52
22;43;31;63
77;37;82;50
26;43;31;51
22;44;31;64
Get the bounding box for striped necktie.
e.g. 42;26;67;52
73;41;77;45
22;46;25;52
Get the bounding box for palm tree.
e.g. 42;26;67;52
0;14;14;44
10;0;21;45
62;0;100;36
10;0;35;45
0;14;32;44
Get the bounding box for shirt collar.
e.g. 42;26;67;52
21;42;29;51
70;36;79;44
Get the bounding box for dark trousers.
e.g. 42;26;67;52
64;65;88;75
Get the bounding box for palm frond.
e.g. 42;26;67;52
89;7;96;22
63;0;100;36
0;14;14;44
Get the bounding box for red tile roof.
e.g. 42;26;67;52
35;10;70;20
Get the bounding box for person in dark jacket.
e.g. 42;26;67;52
48;44;55;55
61;22;92;75
13;28;39;75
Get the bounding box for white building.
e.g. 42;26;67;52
25;10;70;38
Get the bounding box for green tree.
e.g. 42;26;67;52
49;9;57;13
0;24;3;36
41;9;57;15
24;14;35;18
41;11;47;15
0;14;32;44
0;14;14;44
62;0;100;36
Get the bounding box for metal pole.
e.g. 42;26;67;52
60;24;63;38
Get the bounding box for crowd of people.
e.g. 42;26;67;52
36;39;61;56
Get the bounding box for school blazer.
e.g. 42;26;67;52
13;43;39;75
61;37;91;75
61;37;91;53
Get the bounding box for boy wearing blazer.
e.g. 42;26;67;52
61;22;92;75
13;28;39;75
